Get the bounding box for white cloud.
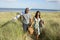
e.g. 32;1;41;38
0;0;17;2
46;0;60;2
7;0;17;1
46;0;60;4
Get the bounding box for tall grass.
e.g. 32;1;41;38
0;12;60;40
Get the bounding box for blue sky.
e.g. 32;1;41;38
0;0;60;10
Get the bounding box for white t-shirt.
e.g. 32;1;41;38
22;13;31;24
12;12;31;24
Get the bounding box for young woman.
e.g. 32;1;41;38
33;11;44;40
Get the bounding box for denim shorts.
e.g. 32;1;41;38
23;23;29;32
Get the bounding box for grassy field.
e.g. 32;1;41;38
0;12;60;40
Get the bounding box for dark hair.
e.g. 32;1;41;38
35;11;41;18
25;8;29;13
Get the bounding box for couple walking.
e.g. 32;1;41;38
14;8;44;40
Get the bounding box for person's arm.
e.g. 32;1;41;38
29;14;33;25
11;12;22;22
39;19;44;28
29;17;35;27
40;19;44;24
13;15;20;20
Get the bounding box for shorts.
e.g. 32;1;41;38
23;23;29;32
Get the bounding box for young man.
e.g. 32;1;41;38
21;8;32;40
11;8;32;40
12;8;31;32
22;8;31;32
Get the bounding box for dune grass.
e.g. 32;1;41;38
0;12;60;40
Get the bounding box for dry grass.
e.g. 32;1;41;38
0;12;60;40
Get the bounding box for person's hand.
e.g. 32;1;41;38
40;20;44;24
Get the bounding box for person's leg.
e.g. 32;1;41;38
23;23;28;32
36;28;40;40
36;35;39;40
22;23;28;40
35;30;39;40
